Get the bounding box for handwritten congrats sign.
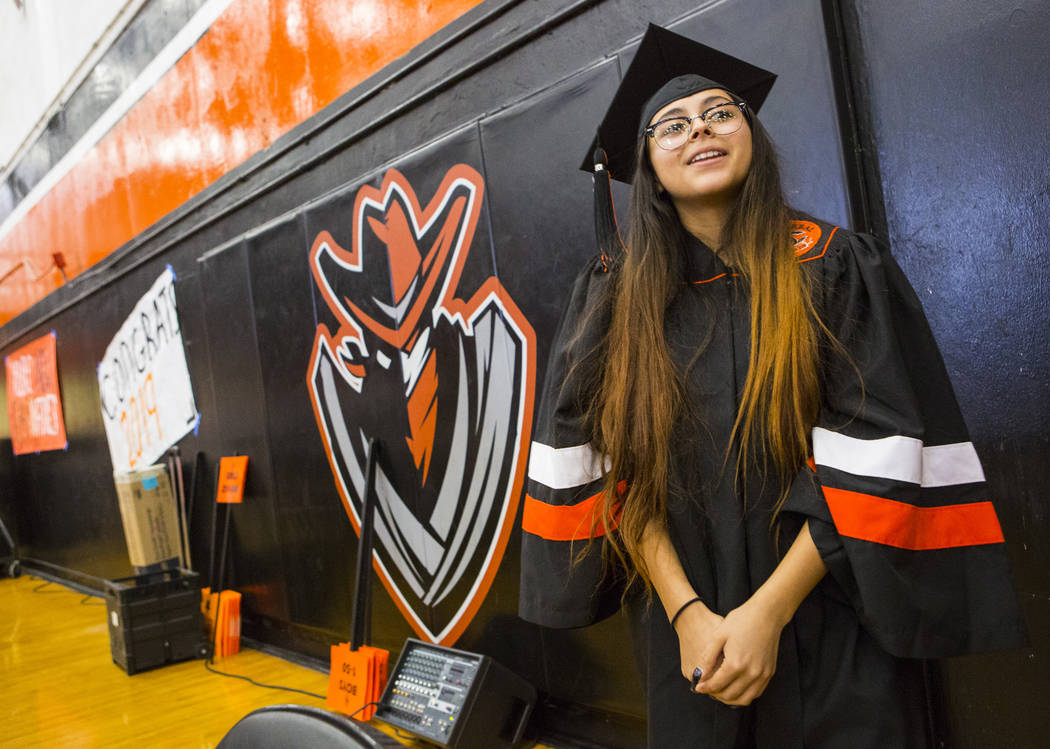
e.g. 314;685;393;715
5;332;68;454
98;267;199;473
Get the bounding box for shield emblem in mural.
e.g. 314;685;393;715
307;165;535;645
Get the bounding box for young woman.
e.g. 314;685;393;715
519;25;1026;747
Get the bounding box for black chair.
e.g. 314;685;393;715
217;704;404;748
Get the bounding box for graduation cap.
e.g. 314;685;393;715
586;24;777;255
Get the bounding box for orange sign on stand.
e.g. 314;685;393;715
205;455;249;657
217;456;249;503
327;643;388;721
5;332;68;455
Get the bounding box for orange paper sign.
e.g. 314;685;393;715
5;332;68;454
201;587;242;658
216;456;249;503
327;643;389;721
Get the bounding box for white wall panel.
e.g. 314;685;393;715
0;0;144;169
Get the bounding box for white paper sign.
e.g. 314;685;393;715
98;267;199;473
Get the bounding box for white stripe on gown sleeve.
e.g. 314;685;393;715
812;427;985;488
528;441;609;490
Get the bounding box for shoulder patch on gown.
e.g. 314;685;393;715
791;218;842;263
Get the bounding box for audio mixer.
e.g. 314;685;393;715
373;639;536;748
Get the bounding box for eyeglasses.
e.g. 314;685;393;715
645;101;748;151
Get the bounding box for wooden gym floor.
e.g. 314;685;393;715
0;574;558;748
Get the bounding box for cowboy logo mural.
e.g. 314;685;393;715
307;164;535;645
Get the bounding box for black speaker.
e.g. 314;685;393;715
374;639;536;748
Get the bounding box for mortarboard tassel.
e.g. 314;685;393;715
592;145;625;267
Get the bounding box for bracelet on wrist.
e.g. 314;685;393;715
670;596;703;630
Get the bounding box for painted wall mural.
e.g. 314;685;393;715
97;267;200;473
308;164;536;645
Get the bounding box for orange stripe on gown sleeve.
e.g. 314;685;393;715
522;485;623;541
822;486;1005;550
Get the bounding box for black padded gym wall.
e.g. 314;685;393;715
849;0;1049;744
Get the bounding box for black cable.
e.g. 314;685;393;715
393;727;416;741
23;575;340;710
203;659;326;700
348;701;381;721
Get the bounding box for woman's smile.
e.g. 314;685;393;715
684;147;728;166
647;88;753;211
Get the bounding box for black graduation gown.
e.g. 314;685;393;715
518;217;1027;748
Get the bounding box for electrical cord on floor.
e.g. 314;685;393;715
27;574;379;726
348;702;381;720
203;658;327;700
347;702;412;740
27;575;332;708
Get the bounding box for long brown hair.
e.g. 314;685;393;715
584;115;821;591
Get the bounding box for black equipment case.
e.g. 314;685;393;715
104;568;205;675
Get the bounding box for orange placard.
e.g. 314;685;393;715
327;644;389;721
206;589;241;658
218;590;241;657
328;645;372;718
217;456;249;503
5;332;68;454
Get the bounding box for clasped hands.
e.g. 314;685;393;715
673;595;787;707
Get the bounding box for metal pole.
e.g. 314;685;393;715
349;439;379;651
208;461;220;590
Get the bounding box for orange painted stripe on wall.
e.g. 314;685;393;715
0;0;485;325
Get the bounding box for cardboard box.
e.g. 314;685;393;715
113;465;180;573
